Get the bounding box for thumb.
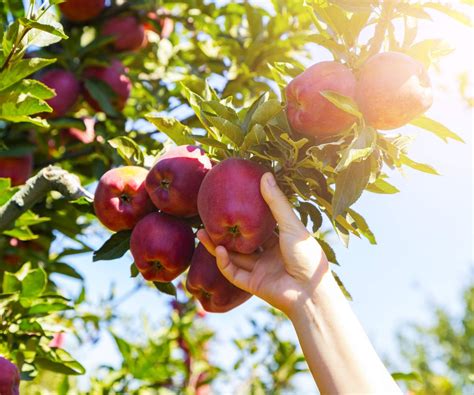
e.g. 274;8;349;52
260;173;308;236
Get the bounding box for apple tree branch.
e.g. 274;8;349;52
0;166;93;232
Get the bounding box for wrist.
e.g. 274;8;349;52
287;271;340;325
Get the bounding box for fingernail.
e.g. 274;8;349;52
265;173;276;188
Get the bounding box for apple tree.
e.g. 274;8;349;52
0;0;471;393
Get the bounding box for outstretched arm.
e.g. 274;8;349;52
198;172;401;394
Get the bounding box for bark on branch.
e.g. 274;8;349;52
0;166;93;232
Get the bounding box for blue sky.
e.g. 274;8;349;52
51;5;473;393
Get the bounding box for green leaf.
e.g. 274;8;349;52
332;158;372;218
0;182;18;206
391;371;422;382
180;84;211;131
410;115;464;143
83;78;118;117
0;114;49;127
317;238;339;265
336;127;376;172
205;114;244;145
3;272;21;293
242;92;269;130
10;78;55;100
0;57;56;91
2;20;19;59
19;17;68;39
192;136;228;150
366;177;400;194
93;230;132;262
0;86;53;119
36;349;85;375
332;271;352;300
21;267;47;298
21;11;68;47
299;202;323;232
202;100;240;124
145;115;195;146
400;154;439;175
70;196;94;215
28;303;71;315
49;262;83;280
153;281;177;297
130;263;139;278
108;136;144;166
249;99;282;128
3;226;37;241
347;209;376;245
320;90;362;118
241;124;266;151
15;210;50;227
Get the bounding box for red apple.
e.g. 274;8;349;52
0;154;33;186
102;15;147;52
186;244;252;312
197;158;276;254
59;0;105;22
286;61;357;137
0;356;20;395
144;10;174;39
61;117;96;144
93;166;155;232
130;212;195;282
40;69;80;118
83;60;131;112
145;145;212;218
355;51;433;130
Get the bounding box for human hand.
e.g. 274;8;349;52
197;172;330;317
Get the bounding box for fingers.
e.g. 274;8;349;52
197;229;258;271
261;232;279;250
215;246;253;294
260;173;308;236
196;229;216;256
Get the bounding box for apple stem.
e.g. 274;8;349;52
0;165;93;232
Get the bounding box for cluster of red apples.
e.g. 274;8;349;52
0;0;173;188
286;51;433;136
39;0;174;118
94;146;275;313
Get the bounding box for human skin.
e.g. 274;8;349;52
130;212;195;282
186;243;252;312
197;158;276;254
198;172;402;394
93;166;155;232
102;16;147;52
146;145;212;217
0;154;33;186
40;69;80;118
59;0;105;22
286;61;357;137
355;51;433;130
0;356;20;395
83;60;131;112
